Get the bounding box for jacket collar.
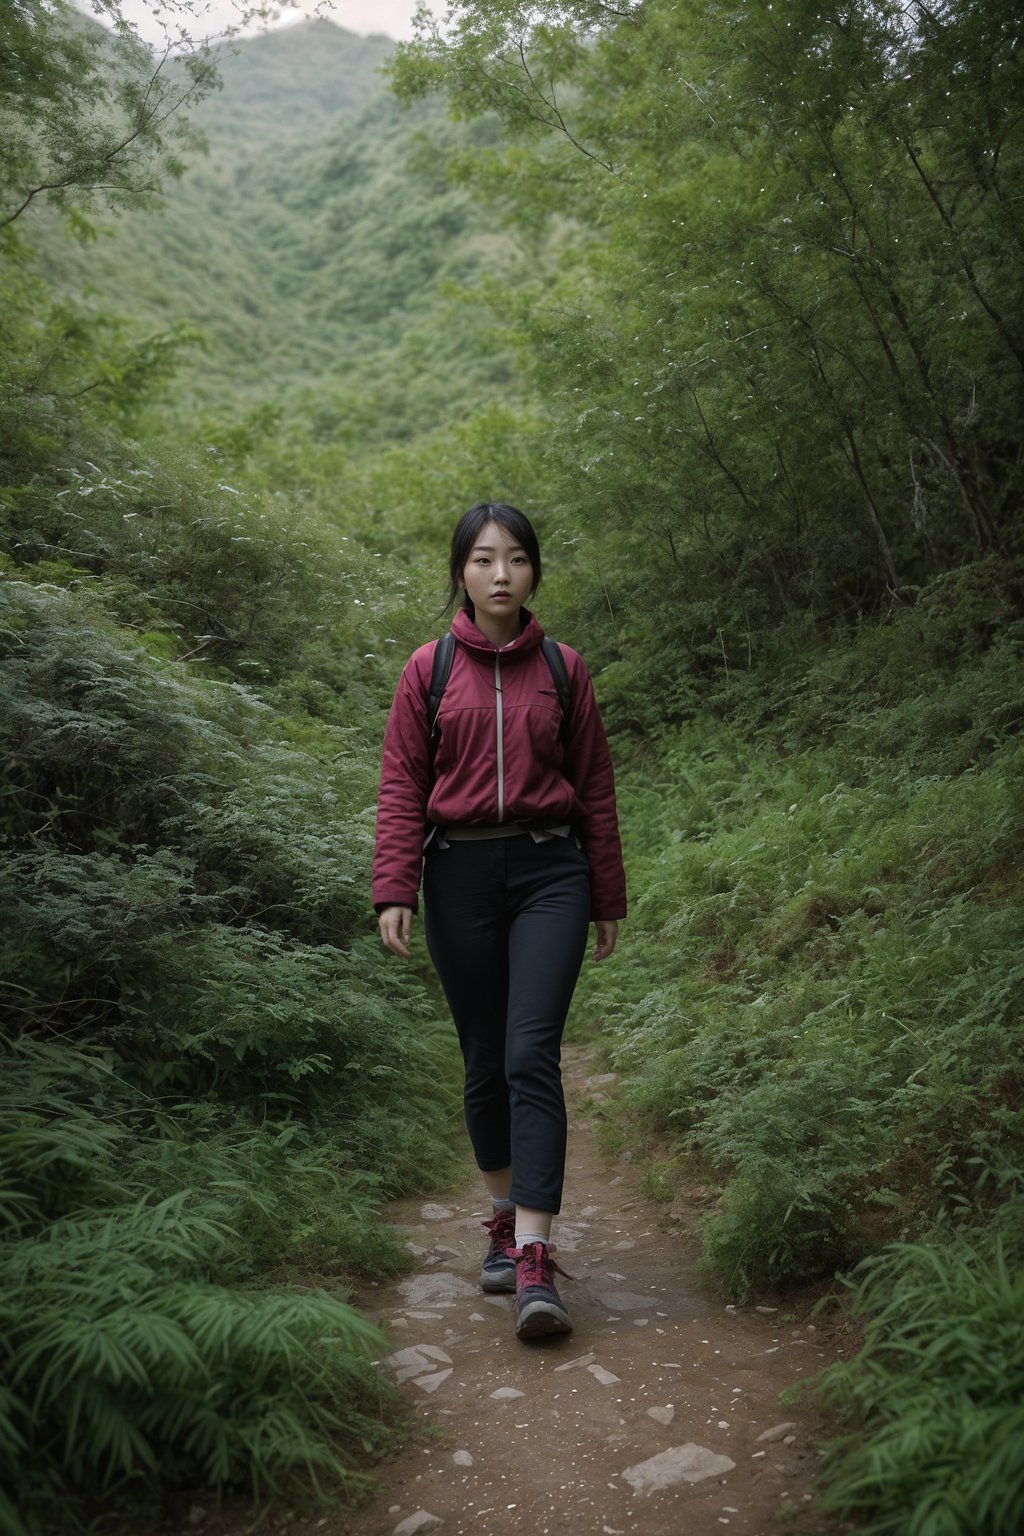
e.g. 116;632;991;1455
450;604;545;657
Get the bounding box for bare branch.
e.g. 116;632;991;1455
514;37;616;174
0;45;217;229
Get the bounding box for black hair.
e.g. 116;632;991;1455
443;502;542;615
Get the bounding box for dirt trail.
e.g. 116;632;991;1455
341;1047;841;1536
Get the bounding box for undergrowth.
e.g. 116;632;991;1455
598;570;1023;1295
817;1196;1024;1535
585;565;1024;1535
0;1036;403;1534
0;500;462;1531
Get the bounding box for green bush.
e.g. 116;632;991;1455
0;477;461;1528
817;1202;1024;1536
0;580;459;1181
600;576;1024;1299
0;1037;398;1535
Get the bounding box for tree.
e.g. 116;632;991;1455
0;0;225;235
390;0;1024;691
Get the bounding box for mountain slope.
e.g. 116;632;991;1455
29;18;518;441
193;19;395;150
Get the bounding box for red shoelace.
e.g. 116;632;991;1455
481;1209;516;1256
509;1241;574;1288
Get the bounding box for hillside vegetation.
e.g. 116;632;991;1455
29;17;518;439
2;2;1022;1534
191;19;396;145
2;8;464;1531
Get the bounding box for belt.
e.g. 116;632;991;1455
437;821;572;846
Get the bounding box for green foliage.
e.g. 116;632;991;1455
0;1037;397;1535
1;0;215;235
0;409;408;699
816;1204;1024;1536
597;574;1023;1296
0;571;459;1154
391;0;1024;704
0;478;463;1522
576;563;1024;1532
0;521;461;1527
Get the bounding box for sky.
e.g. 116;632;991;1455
85;1;427;47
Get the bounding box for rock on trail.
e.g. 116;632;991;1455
337;1048;840;1536
621;1443;738;1494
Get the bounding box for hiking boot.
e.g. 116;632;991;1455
479;1208;517;1293
511;1241;573;1338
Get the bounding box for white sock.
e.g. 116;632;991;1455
515;1231;549;1248
491;1197;515;1213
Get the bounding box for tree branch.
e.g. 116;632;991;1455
0;49;217;229
514;38;616;174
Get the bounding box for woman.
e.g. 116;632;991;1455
373;502;626;1340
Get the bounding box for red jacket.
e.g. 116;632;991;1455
372;607;626;920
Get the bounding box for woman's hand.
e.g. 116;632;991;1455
379;905;414;958
592;919;618;963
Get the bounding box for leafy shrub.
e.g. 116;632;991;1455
0;474;461;1529
0;1037;398;1536
0;580;460;1182
599;571;1023;1298
817;1201;1024;1536
1;446;358;686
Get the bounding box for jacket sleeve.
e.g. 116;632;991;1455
372;648;433;914
561;647;627;922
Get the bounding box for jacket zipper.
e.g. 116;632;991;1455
494;655;504;822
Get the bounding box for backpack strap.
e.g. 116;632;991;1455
541;637;573;750
427;632;456;738
427;632;456;783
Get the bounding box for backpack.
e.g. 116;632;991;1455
427;631;572;771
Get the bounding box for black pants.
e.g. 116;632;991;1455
423;834;591;1213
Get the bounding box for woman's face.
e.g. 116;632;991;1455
460;520;534;620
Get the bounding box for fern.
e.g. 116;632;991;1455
0;1037;402;1530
